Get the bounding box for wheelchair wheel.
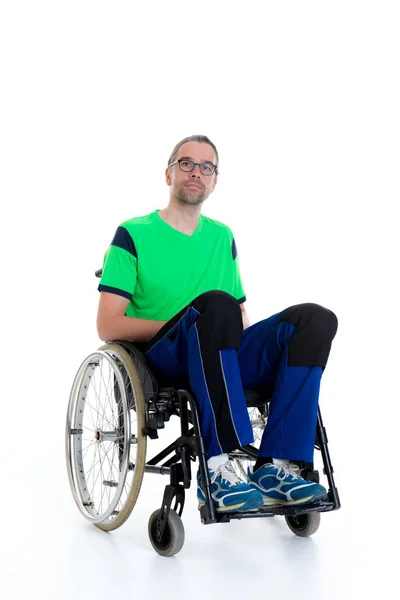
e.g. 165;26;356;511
248;405;268;444
66;343;147;531
148;509;185;557
229;406;267;481
285;512;321;537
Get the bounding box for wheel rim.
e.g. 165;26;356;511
287;514;309;531
150;515;172;551
66;350;135;524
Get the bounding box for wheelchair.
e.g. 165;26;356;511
66;292;340;557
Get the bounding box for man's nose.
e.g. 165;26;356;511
190;164;202;177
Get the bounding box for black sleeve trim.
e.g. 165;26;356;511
111;226;137;258
98;284;132;300
232;238;237;260
237;295;247;304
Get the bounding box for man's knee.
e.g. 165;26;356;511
192;290;241;317
192;290;242;349
278;303;338;367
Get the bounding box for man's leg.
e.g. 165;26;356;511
142;290;254;457
238;302;338;462
141;290;264;512
238;303;338;505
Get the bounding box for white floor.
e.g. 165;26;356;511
2;410;395;600
2;308;396;600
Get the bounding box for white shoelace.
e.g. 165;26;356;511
210;461;242;486
276;463;301;479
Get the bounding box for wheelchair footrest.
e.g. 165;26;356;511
213;500;334;523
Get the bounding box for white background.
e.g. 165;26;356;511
0;1;399;599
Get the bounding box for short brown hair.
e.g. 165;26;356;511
167;135;219;175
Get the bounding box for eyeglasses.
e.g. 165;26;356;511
169;159;218;176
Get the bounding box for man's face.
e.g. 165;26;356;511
165;141;218;206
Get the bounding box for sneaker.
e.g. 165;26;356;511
248;463;328;507
197;461;264;513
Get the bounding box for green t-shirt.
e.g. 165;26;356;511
98;209;246;321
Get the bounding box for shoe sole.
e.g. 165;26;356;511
260;491;328;507
198;498;263;513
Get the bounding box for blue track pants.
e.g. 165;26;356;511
139;291;338;462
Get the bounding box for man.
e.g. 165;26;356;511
97;134;338;513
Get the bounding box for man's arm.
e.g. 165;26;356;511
97;292;168;343
240;302;251;330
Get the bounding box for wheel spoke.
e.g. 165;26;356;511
229;406;267;481
81;438;98;459
83;397;115;431
87;374;116;431
98;358;116;424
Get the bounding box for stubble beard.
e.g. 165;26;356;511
174;183;207;206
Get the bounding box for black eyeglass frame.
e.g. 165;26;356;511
168;159;218;176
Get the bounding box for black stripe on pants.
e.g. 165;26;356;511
139;290;245;453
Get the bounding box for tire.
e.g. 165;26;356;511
66;343;147;531
285;512;321;537
148;509;185;557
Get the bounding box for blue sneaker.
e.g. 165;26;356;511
248;463;328;507
197;461;264;513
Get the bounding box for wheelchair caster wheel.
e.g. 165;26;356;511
285;512;321;537
148;509;185;557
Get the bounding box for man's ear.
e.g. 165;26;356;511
165;167;172;186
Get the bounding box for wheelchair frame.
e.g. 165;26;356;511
66;339;340;556
144;386;340;525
